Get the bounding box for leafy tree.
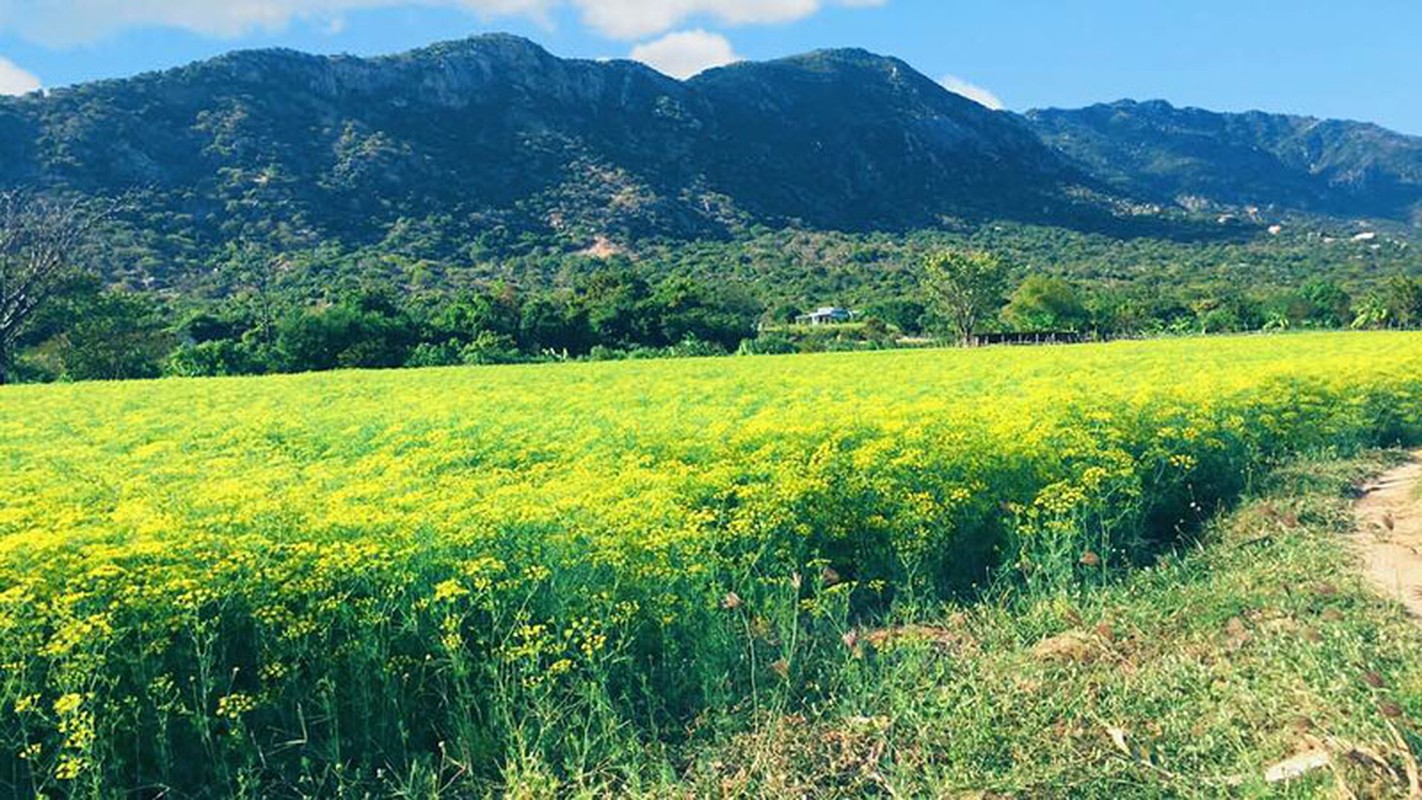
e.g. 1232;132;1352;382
1002;275;1089;332
177;309;250;345
1351;293;1391;330
1298;280;1353;328
766;302;803;326
921;249;1009;346
404;340;465;369
859;298;926;334
55;292;171;381
167;340;268;377
219;243;287;349
519;295;589;354
1190;292;1263;334
460;331;522;365
1383;274;1421;328
651;277;762;351
434;284;523;342
276;296;417;372
1195;303;1244;334
575;267;655;349
1083;287;1157;336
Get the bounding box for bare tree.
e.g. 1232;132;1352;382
0;192;112;384
921;249;1009;346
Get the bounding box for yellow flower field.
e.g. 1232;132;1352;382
2;331;1421;794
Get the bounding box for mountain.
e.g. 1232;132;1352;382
0;35;1105;288
1025;100;1422;223
2;35;1418;295
680;49;1083;230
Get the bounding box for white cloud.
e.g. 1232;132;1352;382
574;0;885;41
629;28;737;79
0;56;40;95
0;0;886;46
938;74;1004;110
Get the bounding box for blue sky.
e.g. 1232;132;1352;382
0;0;1417;134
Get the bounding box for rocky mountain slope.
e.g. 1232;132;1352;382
1025;100;1422;223
0;35;1417;290
0;34;1100;281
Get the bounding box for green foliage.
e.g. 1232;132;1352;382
751;321;903;354
857;298;927;334
459;331;522;365
17;286;170;382
1388;275;1422;325
1299;280;1354;328
921;249;1009;344
51;292;171;381
275;295;419;372
650;276;761;352
166;339;269;378
5;217;1419;383
1002;275;1089;332
673;451;1422;797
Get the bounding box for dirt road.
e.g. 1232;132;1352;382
1355;453;1422;620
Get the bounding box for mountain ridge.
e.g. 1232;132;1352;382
0;34;1418;292
1025;98;1422;223
0;33;1106;288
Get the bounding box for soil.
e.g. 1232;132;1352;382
1354;452;1422;621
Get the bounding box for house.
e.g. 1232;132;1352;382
795;306;853;326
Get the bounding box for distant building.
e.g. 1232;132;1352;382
796;306;853;325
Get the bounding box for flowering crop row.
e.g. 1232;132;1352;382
1;332;1420;793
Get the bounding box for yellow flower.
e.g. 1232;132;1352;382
215;693;257;720
433;579;470;603
55;754;87;781
53;693;84;717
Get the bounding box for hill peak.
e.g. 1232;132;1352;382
387;33;555;63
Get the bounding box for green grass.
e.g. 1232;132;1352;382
658;451;1422;798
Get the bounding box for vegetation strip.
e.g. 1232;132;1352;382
677;451;1422;797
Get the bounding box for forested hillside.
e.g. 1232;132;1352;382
1026;100;1422;223
0;35;1420;383
0;34;1110;290
5;34;1418;295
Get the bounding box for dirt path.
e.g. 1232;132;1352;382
1355;451;1422;620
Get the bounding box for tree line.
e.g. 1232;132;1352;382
2;194;1420;384
918;249;1422;346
